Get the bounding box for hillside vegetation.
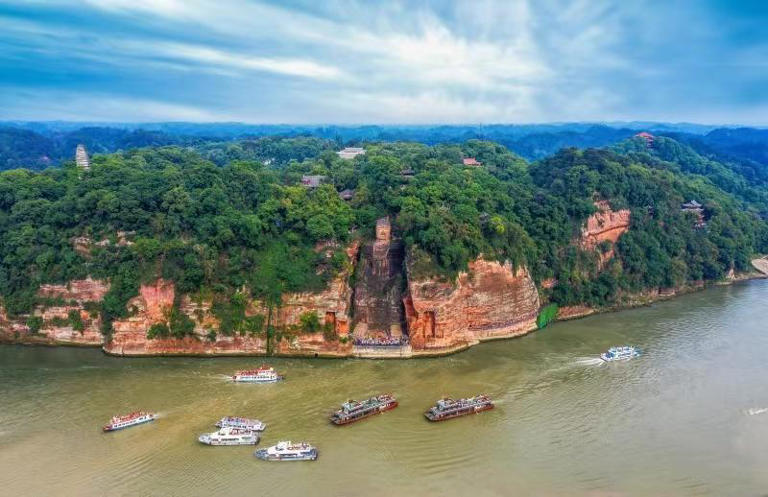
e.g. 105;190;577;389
0;137;766;334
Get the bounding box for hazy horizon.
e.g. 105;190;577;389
1;120;763;130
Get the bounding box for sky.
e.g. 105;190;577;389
0;0;767;124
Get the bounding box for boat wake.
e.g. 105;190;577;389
573;357;605;367
746;407;768;416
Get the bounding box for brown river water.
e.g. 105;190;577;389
2;279;768;497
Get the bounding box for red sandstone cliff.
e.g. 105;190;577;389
580;200;631;265
404;258;540;351
0;278;108;346
105;243;358;357
105;279;267;356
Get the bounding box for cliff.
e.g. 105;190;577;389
103;279;253;356
580;200;631;265
404;258;540;352
105;243;359;357
0;278;108;346
352;217;407;340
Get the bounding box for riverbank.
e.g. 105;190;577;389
2;271;766;358
556;270;767;324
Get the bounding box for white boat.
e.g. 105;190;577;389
232;366;283;383
103;411;157;432
216;416;266;432
600;346;641;362
254;441;318;461
198;427;260;446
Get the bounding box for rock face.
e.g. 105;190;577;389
0;278;108;346
38;277;110;303
106;243;359;357
404;259;540;351
752;257;768;276
556;305;595;320
106;279;267;356
580;200;631;265
1;225;558;357
352;217;406;339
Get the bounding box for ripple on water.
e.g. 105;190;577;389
3;281;768;497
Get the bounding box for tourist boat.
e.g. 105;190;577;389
231;366;283;383
198;427;260;446
424;395;493;422
102;411;157;432
254;441;318;461
215;416;266;432
330;394;398;425
600;346;640;362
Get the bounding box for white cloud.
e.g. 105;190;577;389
0;89;230;122
158;43;343;80
1;0;762;123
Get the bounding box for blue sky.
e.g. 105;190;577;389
0;0;766;124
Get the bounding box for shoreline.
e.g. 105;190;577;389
3;272;766;359
556;270;767;324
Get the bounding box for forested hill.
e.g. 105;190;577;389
3;122;768;170
0;137;766;334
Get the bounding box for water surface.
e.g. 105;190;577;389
2;280;768;496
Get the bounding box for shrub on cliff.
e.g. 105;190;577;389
146;322;170;339
0;137;766;319
67;309;84;332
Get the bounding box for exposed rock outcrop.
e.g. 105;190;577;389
404;258;540;351
106;279;267;356
752;257;768;276
580;200;631;265
556;305;595;320
0;278;108;346
38;277;109;303
352;217;406;339
105;243;359;357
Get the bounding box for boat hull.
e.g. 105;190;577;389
198;435;259;446
215;421;266;432
232;376;283;383
254;449;318;461
331;401;398;425
103;415;156;432
424;403;494;422
600;353;639;362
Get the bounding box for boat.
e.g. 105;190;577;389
103;411;157;432
330;394;398;425
232;366;283;383
254;441;318;461
424;395;493;422
198;427;260;446
215;416;266;432
600;346;640;362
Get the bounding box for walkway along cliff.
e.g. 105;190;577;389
1;210;763;358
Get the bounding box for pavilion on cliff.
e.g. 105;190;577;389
681;199;706;228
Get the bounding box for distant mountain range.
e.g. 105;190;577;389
1;121;767;171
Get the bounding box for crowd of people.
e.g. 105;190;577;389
353;336;409;347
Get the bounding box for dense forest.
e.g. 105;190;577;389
0;134;766;336
4;122;767;170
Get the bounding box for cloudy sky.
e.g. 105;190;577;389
0;0;766;124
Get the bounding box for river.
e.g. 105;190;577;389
2;280;768;497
